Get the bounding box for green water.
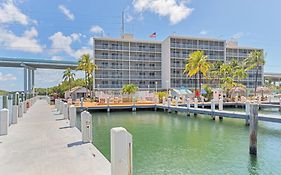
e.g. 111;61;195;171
79;109;281;174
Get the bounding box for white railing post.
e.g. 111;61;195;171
69;105;76;127
111;127;133;175
0;108;9;135
107;97;110;112
194;98;198;109
18;102;23;118
12;93;19;124
175;97;179;107
81;111;92;143
279;98;281;112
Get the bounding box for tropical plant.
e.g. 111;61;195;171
156;91;168;101
122;84;138;102
62;68;75;91
184;51;212;97
201;84;213;101
244;50;265;96
76;54;97;98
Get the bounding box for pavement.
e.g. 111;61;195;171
0;99;110;175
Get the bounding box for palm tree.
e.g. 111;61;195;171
184;51;211;97
62;68;75;92
244;50;265;96
76;54;97;97
122;84;138;102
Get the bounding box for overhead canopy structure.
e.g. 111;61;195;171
0;57;78;93
170;88;193;98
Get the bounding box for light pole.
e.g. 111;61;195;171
155;81;158;94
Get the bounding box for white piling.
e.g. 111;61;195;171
81;110;92;143
106;97;110;112
211;99;215;120
175;97;179;107
80;97;84;108
186;97;190;116
12;105;18;124
18;102;23;118
132;97;136;112
194;98;198;109
111;127;133;175
0;108;9;135
69;105;76;127
218;98;223;120
245;101;250;125
23;101;27;113
63;103;68;119
167;98;171;113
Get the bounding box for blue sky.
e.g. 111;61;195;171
0;0;280;91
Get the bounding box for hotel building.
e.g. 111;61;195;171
93;34;263;91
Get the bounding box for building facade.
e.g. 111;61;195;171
93;34;263;91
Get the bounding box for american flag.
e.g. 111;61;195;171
149;32;156;38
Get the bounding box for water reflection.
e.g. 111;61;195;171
248;155;259;175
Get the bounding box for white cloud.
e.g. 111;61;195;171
0;0;36;25
51;56;64;61
0;27;43;53
133;0;193;24
200;30;208;35
49;31;74;56
90;25;104;34
58;4;74;21
231;32;244;40
49;32;92;59
0;72;16;81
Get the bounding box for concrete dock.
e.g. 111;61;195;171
0;99;110;175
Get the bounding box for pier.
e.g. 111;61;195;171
0;99;110;175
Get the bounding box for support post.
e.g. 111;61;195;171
81;110;92;143
24;68;27;93
80;97;84;108
69;105;76;127
167;98;171;113
18;102;23;118
132;97;136;112
211;99;215;120
235;96;238;108
194;98;198;116
2;95;8;109
63;103;68;119
245;101;250;126
219;98;223;120
111;127;133;175
279;98;281;112
107;97;110;112
0;108;9;135
249;103;259;156
186;97;190;116
175;97;178;107
28;69;32;93
12;93;19;124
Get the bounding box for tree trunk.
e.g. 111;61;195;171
254;67;259;96
194;74;197;97
199;72;202;94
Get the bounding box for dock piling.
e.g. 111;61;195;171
107;97;110;112
194;98;198;116
111;127;133;175
219;98;223;120
186;97;190;116
69;105;76;128
245;101;250;126
18;102;23;118
12;93;19;124
211;99;215;120
0;108;9;135
167;98;171;113
63;103;68;119
249;103;259;156
81;110;92;143
279;98;281;112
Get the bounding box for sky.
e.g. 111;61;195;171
0;0;281;91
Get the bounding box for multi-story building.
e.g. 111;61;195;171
93;34;162;91
93;34;263;92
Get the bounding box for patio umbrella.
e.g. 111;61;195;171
256;86;271;94
200;89;207;95
256;86;272;99
229;86;246;97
